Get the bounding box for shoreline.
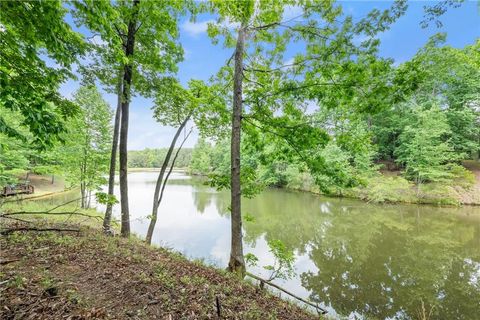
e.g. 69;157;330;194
0;219;317;319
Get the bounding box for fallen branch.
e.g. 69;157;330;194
246;272;327;314
1;211;102;221
0;258;20;265
0;227;80;235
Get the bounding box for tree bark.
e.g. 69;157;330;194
119;0;140;237
228;25;246;278
145;115;191;244
103;75;123;232
80;182;86;209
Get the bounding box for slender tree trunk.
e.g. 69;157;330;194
145;115;190;244
103;76;123;232
228;25;246;278
119;0;140;237
87;190;91;209
80;182;86;209
158;128;192;207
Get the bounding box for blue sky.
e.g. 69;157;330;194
59;1;480;150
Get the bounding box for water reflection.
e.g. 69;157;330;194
40;172;480;319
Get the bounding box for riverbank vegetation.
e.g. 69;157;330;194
1;0;479;318
185;35;480;206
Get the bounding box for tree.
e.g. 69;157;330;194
0;110;30;186
145;79;223;244
190;139;213;175
60;86;112;208
206;0;406;276
73;0;185;236
0;1;85;148
371;37;480;164
145;80;194;244
395;104;461;188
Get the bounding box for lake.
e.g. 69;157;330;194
42;171;480;319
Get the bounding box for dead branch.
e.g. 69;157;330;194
0;258;20;265
1;211;102;221
0;227;79;235
246;272;327;314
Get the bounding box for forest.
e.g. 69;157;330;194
1;0;479;319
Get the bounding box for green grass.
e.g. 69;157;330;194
286;168;478;206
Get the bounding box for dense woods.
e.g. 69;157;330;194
1;0;479;319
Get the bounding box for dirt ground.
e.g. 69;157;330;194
459;160;480;205
8;173;67;200
0;222;319;320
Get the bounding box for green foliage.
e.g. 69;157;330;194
189;138;212;174
373;38;480;163
58;86;112;198
395;104;462;185
95;192;119;206
264;239;296;281
73;0;184;96
245;239;296;282
0;1;85;148
245;253;259;267
128;148;192;168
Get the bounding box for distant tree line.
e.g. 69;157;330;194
128;148;193;169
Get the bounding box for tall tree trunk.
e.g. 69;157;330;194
228;25;246;278
145;115;190;244
103;75;123;232
119;0;140;237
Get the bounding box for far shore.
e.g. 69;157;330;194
128;167;188;173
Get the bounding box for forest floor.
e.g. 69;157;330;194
460;160;480;205
0;219;318;320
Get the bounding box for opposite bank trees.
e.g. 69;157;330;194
73;0;184;236
205;0;406;276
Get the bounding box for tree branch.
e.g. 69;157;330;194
246;272;327;314
0;227;80;235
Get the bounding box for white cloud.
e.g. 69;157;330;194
283;5;304;21
283;57;295;68
181;18;239;37
90;34;106;46
305;100;319;115
181;20;214;36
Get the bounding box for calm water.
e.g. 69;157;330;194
44;172;480;319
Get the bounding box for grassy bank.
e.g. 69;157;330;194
0;204;317;319
280;161;480;206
